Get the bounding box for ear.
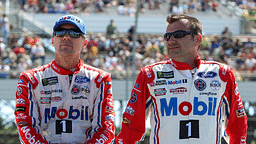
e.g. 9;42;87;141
83;39;88;48
195;34;202;47
51;38;54;46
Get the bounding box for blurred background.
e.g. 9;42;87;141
0;0;256;143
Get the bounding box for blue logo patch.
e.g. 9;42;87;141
75;76;90;83
197;71;217;78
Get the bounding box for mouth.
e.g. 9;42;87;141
169;46;180;50
60;43;72;47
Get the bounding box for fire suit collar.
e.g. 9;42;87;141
169;55;201;70
51;59;82;75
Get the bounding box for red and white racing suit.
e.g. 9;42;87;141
14;59;115;144
116;56;247;144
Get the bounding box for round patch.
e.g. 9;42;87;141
210;80;221;90
71;84;80;95
194;79;206;91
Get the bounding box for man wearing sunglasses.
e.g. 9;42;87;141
116;14;247;144
14;15;115;144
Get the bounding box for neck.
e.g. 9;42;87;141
55;55;80;70
172;55;198;69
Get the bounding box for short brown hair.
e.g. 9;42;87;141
166;14;202;35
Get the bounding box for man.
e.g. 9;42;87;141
0;14;10;45
116;14;247;144
106;19;117;38
14;15;115;144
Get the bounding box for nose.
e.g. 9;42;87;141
63;31;71;40
167;35;177;44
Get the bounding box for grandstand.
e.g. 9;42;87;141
1;0;256;143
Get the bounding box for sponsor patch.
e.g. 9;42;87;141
150;80;167;87
157;71;174;79
168;79;187;85
130;92;137;103
170;87;187;94
40;97;51;104
17;87;23;96
75;75;90;83
106;106;114;113
106;81;112;85
154;88;167;96
18;79;25;84
125;106;135;115
236;108;246;118
105;114;114;121
199;92;217;96
41;89;63;95
16;113;27;119
194;79;206;91
81;86;90;95
123;117;131;124
71;84;80;95
107;88;112;94
51;96;62;102
145;68;152;78
234;87;239;95
135;83;140;88
72;96;87;99
241;136;246;144
197;71;217;78
17;121;27;126
16;98;25;104
16;107;26;112
210;80;221;90
42;76;58;86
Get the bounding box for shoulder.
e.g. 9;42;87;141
201;60;232;82
141;60;170;72
81;63;110;76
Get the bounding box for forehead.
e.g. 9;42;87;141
59;24;78;29
166;20;190;33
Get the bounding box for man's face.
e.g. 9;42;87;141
52;24;86;57
165;20;199;61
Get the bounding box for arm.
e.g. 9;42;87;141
86;73;115;144
116;70;150;144
14;72;50;144
225;68;247;144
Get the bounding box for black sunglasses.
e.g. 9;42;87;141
53;28;83;38
164;30;194;41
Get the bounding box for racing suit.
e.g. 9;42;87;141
14;59;115;144
116;56;247;144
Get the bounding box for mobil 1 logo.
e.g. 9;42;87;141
179;120;199;139
56;120;72;134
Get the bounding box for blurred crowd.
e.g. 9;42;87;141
0;34;45;78
17;0;219;16
2;24;256;81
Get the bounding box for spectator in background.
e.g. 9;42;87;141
95;0;105;12
22;35;32;54
65;0;75;14
0;60;10;72
0;14;10;45
127;25;134;41
210;35;220;55
0;37;6;57
221;25;232;38
17;57;28;72
245;53;256;72
188;0;197;13
106;19;118;38
244;36;254;48
232;38;242;56
30;42;45;66
8;34;18;49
